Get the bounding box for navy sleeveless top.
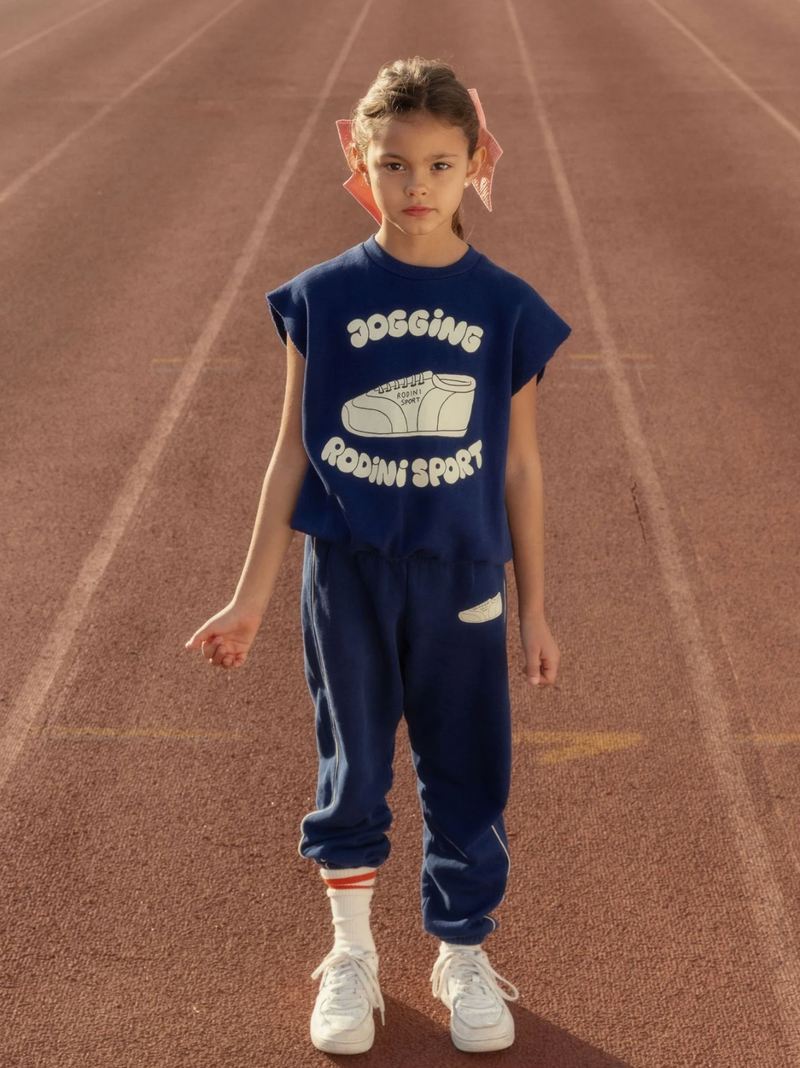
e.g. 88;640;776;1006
266;235;572;563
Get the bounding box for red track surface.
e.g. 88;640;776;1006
1;0;800;1065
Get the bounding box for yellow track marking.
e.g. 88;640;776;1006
736;734;800;746
513;730;643;764
45;725;244;742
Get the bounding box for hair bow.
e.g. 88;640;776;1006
336;88;503;224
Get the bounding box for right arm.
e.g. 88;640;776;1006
184;336;309;669
232;334;308;615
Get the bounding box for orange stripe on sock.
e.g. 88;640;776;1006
323;872;376;890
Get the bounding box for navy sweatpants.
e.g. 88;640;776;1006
299;535;512;946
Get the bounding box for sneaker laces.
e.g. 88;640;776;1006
374;372;428;393
430;947;520;1014
311;947;386;1026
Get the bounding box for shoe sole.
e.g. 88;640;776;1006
451;1024;515;1053
310;1026;375;1055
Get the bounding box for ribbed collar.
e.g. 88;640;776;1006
362;234;482;279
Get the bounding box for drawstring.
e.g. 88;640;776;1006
311;947;386;1026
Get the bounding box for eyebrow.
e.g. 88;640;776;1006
376;153;460;161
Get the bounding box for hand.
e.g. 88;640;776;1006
184;603;263;670
519;615;560;687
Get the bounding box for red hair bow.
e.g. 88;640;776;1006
336;88;503;224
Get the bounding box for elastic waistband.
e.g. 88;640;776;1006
308;535;505;569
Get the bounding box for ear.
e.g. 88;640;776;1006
466;143;487;182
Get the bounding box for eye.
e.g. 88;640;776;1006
384;162;404;172
432;162;451;171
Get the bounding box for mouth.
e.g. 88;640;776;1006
403;207;433;216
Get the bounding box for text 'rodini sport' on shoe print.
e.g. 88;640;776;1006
458;592;503;623
342;370;477;438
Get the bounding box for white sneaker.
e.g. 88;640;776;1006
310;946;385;1054
430;944;520;1052
458;592;503;624
341;370;476;438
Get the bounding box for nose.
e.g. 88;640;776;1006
404;169;428;197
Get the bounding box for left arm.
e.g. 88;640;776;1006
504;375;561;686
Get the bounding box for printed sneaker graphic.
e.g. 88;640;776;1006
341;370;476;438
458;592;503;623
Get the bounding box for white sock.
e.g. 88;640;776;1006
319;866;377;954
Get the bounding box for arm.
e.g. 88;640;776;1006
504;376;560;685
185;335;309;668
232;334;309;615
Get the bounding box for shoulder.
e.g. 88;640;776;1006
476;251;571;336
267;242;367;299
472;252;548;310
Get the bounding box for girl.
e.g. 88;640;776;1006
186;56;572;1055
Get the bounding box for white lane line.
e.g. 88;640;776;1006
0;0;249;207
0;0;376;796
0;0;119;62
503;0;800;1056
640;0;800;148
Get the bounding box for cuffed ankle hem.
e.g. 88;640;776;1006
318;865;377;879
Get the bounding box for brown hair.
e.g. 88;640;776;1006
348;57;481;240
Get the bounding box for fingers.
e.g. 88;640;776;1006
522;654;558;687
202;637;234;668
205;639;248;670
185;629;245;670
523;646;541;686
539;658;557;685
184;629;208;650
185;625;219;652
216;647;247;669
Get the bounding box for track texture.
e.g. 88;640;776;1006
1;0;799;1065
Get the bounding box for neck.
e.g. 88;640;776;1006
373;226;469;268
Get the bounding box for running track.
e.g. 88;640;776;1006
1;0;799;1064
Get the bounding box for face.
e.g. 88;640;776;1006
356;112;485;239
